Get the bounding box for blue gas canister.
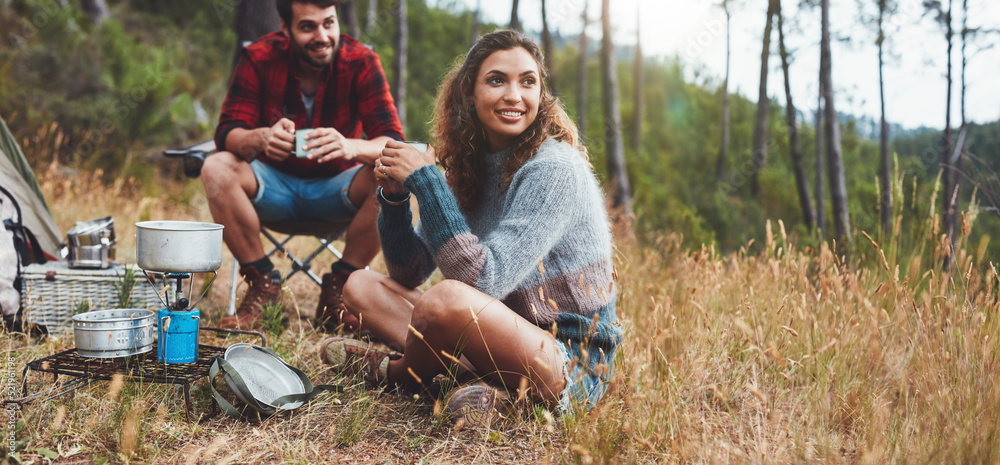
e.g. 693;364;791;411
157;303;200;364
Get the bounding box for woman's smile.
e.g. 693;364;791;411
471;47;541;152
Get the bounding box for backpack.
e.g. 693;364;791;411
0;184;47;324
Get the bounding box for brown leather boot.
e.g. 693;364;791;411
219;268;284;331
315;269;360;332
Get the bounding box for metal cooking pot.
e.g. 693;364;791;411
67;217;115;246
135;221;224;273
73;309;156;358
67;217;116;268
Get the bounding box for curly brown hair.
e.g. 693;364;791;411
431;29;587;211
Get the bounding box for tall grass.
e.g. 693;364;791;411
3;159;998;463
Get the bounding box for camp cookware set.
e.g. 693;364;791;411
72;220;222;364
66;216;116;269
69;220;336;420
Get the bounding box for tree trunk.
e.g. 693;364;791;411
601;0;633;225
341;0;361;38
510;0;521;31
541;0;557;95
79;0;108;24
577;2;588;134
815;87;825;237
750;0;778;196
961;0;967;127
394;0;407;129
940;0;956;265
715;0;731;180
821;0;851;244
878;0;892;236
471;0;481;45
778;0;815;230
365;0;377;34
632;7;642;155
233;0;280;71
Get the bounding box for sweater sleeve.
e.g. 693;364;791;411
377;194;437;289
403;158;579;299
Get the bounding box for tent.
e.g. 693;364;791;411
1;114;62;317
0;114;61;258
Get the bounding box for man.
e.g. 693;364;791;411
201;0;403;332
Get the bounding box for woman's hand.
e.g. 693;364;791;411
375;158;406;195
377;140;436;192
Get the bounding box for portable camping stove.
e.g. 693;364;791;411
15;327;266;421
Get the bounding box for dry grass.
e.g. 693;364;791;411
3;162;1000;464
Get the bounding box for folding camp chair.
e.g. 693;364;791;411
162;140;351;317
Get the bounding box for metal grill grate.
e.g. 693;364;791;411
14;328;266;421
25;343;224;385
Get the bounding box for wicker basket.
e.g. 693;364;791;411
21;262;164;332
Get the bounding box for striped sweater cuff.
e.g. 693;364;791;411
403;165;471;252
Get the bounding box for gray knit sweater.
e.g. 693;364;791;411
378;138;622;373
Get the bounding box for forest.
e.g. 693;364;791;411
3;0;999;260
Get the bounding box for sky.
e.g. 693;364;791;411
448;0;1000;130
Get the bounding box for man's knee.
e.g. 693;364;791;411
201;152;252;199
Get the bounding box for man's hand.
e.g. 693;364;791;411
263;118;295;161
300;127;359;163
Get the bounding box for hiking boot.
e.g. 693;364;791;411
315;270;360;332
443;384;511;427
219;268;284;331
319;336;398;387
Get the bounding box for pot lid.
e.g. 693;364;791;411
223;343;306;410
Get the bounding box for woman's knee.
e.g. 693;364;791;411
411;280;475;327
342;269;383;311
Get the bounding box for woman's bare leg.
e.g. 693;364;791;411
387;280;567;405
341;269;422;352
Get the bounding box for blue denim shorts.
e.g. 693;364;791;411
250;161;361;223
555;339;613;414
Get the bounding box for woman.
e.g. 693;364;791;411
321;30;621;418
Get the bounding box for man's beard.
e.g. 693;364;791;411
291;32;336;68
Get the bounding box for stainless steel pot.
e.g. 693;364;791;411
67;217;116;268
68;244;114;269
73;309;156;358
135;221;224;273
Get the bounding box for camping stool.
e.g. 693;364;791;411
227;220;349;317
160;142;356;316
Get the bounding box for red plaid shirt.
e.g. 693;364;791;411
215;32;404;178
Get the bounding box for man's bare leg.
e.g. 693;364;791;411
200;151;266;263
340;165;381;269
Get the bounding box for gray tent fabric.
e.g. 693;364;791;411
0;115;62;259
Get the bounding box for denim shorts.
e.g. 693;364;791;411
555;339;612;414
250;161;361;223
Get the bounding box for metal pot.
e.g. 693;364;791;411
67;217;116;268
68;244;114;269
135;221;224;273
73;309;156;358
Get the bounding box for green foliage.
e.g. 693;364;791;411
2;0;232;181
113;266;139;309
260;301;287;336
72;299;91;315
3;0;998;259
